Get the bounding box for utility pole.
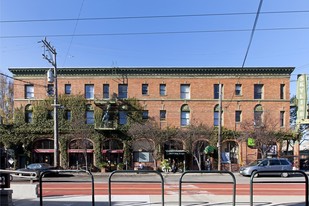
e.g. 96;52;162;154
217;84;222;171
41;38;59;168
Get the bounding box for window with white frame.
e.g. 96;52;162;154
160;84;166;96
214;105;220;126
142;110;149;120
180;84;190;99
86;105;94;124
254;104;263;126
47;84;54;96
85;84;94;99
65;84;71;95
235;84;242;96
160;110;166;121
280;111;285;127
25;85;34;99
254;84;263;99
118;84;128;99
235;110;242;123
181;104;190;126
142;84;148;95
25;104;33;123
280;84;285;100
103;84;109;99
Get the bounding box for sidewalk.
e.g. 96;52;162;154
9;183;307;206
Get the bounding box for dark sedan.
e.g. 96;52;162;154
16;163;55;177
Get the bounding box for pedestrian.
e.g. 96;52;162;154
206;158;211;171
138;162;144;170
171;159;177;173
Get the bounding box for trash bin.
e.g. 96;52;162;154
0;173;10;188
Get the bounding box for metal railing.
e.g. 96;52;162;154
0;169;38;183
179;170;236;206
250;170;308;206
108;170;165;206
38;169;95;206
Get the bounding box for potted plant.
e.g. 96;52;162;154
117;162;124;170
98;162;108;173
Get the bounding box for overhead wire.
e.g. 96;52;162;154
1;27;309;39
1;10;309;23
63;0;85;66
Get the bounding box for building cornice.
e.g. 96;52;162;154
9;66;295;77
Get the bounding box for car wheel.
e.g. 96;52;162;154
281;172;289;178
252;170;259;178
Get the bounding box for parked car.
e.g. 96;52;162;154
16;163;55;177
239;158;293;177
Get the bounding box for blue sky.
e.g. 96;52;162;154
1;0;309;96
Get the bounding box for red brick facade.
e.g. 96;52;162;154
9;67;294;170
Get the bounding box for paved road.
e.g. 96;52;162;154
9;171;309;206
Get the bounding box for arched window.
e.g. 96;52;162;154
34;139;54;149
214;104;221;126
254;104;263;126
25;104;33;123
181;104;190;126
69;139;93;150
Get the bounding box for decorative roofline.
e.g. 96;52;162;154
9;66;295;77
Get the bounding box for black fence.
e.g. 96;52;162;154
179;170;236;206
250;170;308;206
38;169;95;206
108;170;165;206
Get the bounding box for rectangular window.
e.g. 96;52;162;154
254;84;263;99
118;84;128;99
119;111;127;125
65;84;71;95
235;111;242;123
86;111;94;124
142;110;149;120
25;85;34;99
181;111;190;126
103;84;109;99
65;110;71;121
160;84;166;96
160;110;166;120
214;84;219;99
85;84;94;99
280;84;285;99
280;111;285;127
142;84;148;95
133;151;154;162
47;84;54;96
180;84;190;99
235;84;242;96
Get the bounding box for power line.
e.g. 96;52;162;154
63;0;85;66
1;10;309;23
242;0;263;67
1;26;309;39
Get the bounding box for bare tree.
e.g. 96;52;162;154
69;113;94;171
128;120;161;169
185;123;212;170
240;113;282;159
0;76;13;124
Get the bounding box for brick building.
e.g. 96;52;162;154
9;66;294;171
